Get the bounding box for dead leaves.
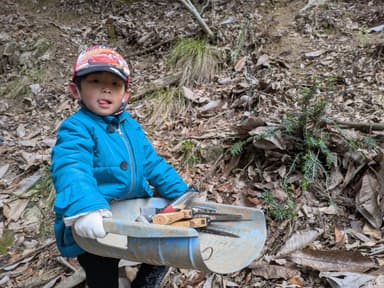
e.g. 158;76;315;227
355;171;382;229
288;249;376;273
276;230;323;257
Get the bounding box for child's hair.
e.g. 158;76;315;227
72;45;130;89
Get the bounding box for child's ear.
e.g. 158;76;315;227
69;82;80;99
122;90;130;103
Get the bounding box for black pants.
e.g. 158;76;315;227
77;252;169;288
78;252;120;288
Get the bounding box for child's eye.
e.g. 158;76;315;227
87;78;100;84
112;82;123;87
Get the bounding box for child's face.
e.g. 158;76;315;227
79;72;126;116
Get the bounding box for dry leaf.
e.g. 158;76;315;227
3;199;29;222
319;271;375;288
288;276;304;287
277;230;323;257
248;263;298;280
249;126;285;150
355;172;382;229
256;54;270;68
181;86;208;104
0;164;9;179
198;100;223;113
247;197;262;205
289;248;377;273
13;169;44;196
234;56;247;72
362;223;382;240
334;225;346;245
304;49;326;59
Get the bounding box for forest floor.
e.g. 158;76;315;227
1;0;384;287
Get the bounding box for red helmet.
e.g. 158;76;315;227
72;45;130;87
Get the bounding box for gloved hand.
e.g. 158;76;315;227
73;210;110;239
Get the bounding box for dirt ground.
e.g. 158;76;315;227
1;0;384;287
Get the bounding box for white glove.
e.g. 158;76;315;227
73;210;111;239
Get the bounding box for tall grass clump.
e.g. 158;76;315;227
168;38;221;86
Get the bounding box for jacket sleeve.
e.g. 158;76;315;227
51;118;110;219
140;129;188;199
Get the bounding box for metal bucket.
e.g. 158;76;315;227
73;198;266;274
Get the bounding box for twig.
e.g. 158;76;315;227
127;38;174;57
177;0;215;39
55;269;86;288
56;257;78;272
325;118;384;131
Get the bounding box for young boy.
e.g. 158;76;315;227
51;45;190;288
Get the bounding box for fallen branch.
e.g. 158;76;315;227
55;269;86;288
328;119;384;131
177;0;215;39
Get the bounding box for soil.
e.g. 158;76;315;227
1;0;384;287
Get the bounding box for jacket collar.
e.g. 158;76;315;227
79;106;130;124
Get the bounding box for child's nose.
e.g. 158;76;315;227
102;87;111;93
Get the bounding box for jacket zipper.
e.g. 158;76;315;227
116;125;135;195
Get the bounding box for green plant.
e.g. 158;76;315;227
281;83;337;192
179;140;200;168
358;29;369;48
231;21;249;63
27;169;55;204
0;230;14;254
26;169;55;237
167;38;221;86
262;192;295;222
229;136;254;156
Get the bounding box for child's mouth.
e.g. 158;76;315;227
98;99;112;107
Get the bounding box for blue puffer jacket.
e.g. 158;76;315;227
51;107;188;257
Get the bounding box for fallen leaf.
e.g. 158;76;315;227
0;164;9;179
319;271;375;288
289;248;377;273
250;126;286;150
276;230;323;257
182;86;208;104
335;225;346;245
256;54;270;68
355;172;382;229
304;49;326;59
3;199;29;222
234;56;247;72
288;276;304;287
198;100;223;113
248;263;298;280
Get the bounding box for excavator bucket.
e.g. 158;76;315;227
73;197;266;274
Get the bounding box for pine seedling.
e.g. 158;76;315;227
302;150;327;191
229;136;254;156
